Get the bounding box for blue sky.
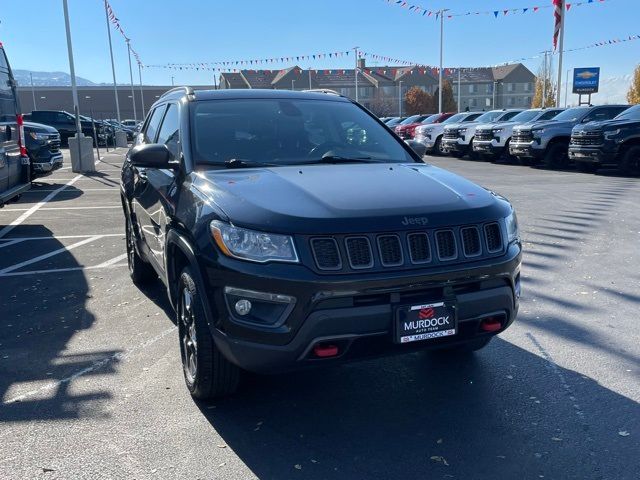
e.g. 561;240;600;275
0;0;636;89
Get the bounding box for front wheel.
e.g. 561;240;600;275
434;136;444;155
178;267;240;399
542;143;568;169
619;145;640;176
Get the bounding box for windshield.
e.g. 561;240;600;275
510;110;540;123
399;115;421;125
385;117;402;126
190;98;415;166
474;111;503;123
552;107;589;122
442;113;467;124
421;114;440;124
614;105;640;120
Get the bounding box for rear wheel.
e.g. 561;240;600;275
619;145;640;176
125;215;156;285
542;142;568;169
178;267;240;399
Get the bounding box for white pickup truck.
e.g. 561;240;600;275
413;111;482;155
472;108;564;160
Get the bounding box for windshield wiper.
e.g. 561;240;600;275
224;158;279;169
304;155;374;165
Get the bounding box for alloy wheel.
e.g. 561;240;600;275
180;287;198;384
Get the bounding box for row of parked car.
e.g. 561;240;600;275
383;104;640;175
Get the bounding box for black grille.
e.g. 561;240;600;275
311;238;341;270
484;223;503;253
345;237;373;269
475;131;493;141
570;133;604;146
461;227;482;257
377;235;403;267
435;230;457;260
443;130;458;140
512;131;533;143
407;233;431;264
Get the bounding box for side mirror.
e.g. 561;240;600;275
129;143;176;169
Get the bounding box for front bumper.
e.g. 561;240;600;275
568;145;617;164
473;139;505;155
441;138;469;153
509;141;544;159
32;153;63;174
201;245;522;373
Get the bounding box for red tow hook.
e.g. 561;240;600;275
313;344;340;358
480;317;502;332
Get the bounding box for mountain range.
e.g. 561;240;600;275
13;70;96;87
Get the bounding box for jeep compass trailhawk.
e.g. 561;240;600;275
121;88;522;399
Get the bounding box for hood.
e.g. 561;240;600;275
23;121;58;134
574;117;640;131
193;163;511;234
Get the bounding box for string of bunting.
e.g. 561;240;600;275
384;0;610;20
104;0;142;66
141;32;639;75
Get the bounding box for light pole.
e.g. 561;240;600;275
126;38;137;121
308;68;312;89
62;0;84;168
30;72;37;110
565;68;571;107
457;68;461;113
291;79;295;91
555;0;566;107
398;80;403;117
104;0;121;122
438;9;449;113
353;46;359;102
171;76;175;86
138;63;145;118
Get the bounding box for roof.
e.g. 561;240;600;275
192;89;351;102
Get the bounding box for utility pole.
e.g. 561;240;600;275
138;63;145;118
556;0;566;108
104;0;121;122
30;72;37;110
308;68;312;89
171;76;175;86
126;38;137;121
565;68;570;107
438;9;448;113
457;68;461;113
353;46;359;102
398;80;403;117
542;51;547;107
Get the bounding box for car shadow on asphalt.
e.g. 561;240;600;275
0;225;118;422
195;338;638;480
22;183;85;202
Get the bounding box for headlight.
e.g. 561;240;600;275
604;129;620;139
210;220;298;263
458;128;467;135
505;210;519;243
492;128;503;134
28;132;49;141
531;129;545;137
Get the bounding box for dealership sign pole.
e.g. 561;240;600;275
104;0;121;122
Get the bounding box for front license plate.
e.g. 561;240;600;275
395;302;457;344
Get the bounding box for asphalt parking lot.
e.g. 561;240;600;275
1;149;639;480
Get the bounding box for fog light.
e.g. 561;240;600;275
235;299;252;316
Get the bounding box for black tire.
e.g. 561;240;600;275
177;267;240;399
542;142;568;169
125;215;156;285
517;156;532;166
575;161;598;174
467;139;478;160
619;145;640;176
434;136;444;155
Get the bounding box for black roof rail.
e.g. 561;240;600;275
159;86;194;100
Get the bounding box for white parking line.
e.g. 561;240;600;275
0;233;123;249
0;205;121;212
0;262;127;277
0;235;101;274
0;175;82;239
25;188;117;193
94;253;128;267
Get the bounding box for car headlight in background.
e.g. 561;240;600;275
531;128;545;137
604;129;620;139
28;132;49;141
210;220;299;263
505;210;519;243
492;128;504;134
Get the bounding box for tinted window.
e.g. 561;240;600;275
0;70;14;122
552;107;589;122
420;114;440;124
538;109;562;121
474;111;504;123
144;106;166;143
499;111;521;121
156;103;180;158
399;115;421;125
510;110;539;123
614;105;640;120
56;112;74;124
583;107;628;123
190;98;414;166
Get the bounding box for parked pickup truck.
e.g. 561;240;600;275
473;108;564;161
567;104;640;175
0;41;30;207
414;111;482;155
442;109;522;158
23;122;63;178
509;105;629;168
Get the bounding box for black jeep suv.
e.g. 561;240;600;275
121;88;522;398
568;104;640;174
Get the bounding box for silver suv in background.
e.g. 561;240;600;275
414;111;483;155
473;108;564;161
442;109;523;158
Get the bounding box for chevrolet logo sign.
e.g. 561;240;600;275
576;70;598;79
